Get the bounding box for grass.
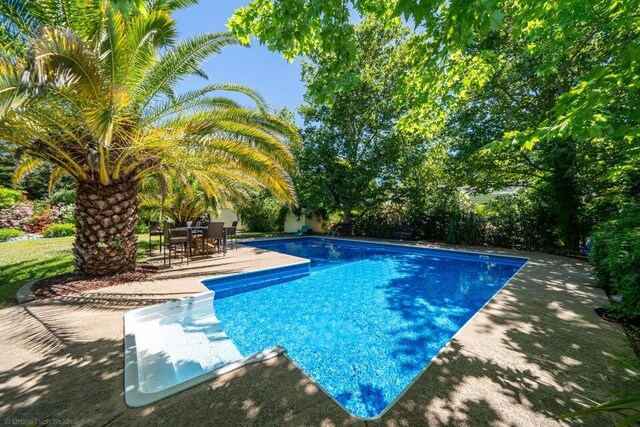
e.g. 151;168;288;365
0;235;158;309
0;231;291;308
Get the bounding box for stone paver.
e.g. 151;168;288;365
0;241;633;426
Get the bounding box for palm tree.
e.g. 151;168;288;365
138;174;219;226
0;0;298;275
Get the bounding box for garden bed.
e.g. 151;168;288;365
31;263;159;300
624;326;640;358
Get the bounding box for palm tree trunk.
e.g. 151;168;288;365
73;179;139;275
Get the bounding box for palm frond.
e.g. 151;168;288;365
12;155;43;185
166;107;297;171
147;0;199;13
26;0;103;44
0;59;30;118
195;137;295;203
134;32;242;110
205;83;270;113
101;6;127;90
125;10;176;88
142;83;269;124
165;0;199;11
48;165;68;191
34;27;104;99
0;0;39;56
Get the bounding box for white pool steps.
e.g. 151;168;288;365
124;291;284;407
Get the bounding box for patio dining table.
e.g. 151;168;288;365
186;225;226;255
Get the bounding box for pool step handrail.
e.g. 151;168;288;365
325;229;338;237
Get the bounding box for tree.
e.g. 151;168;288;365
138;175;218;226
229;0;639;159
0;0;298;275
442;11;640;251
236;189;288;232
295;18;411;224
228;0;505;83
0;154;75;200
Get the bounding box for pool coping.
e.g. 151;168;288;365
230;236;531;420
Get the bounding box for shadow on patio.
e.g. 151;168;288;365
0;248;634;426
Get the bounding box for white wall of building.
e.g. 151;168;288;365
284;212;305;233
209;209;243;228
209;208;326;234
284;211;327;233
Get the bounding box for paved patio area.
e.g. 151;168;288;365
0;240;634;426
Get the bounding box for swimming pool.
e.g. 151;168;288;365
202;237;527;419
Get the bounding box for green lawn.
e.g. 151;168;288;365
0;235;157;309
0;231;291;308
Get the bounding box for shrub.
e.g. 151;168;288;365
590;208;640;319
482;192;556;250
0;228;25;242
0;187;24;209
237;191;288;232
41;223;76;238
0;201;74;233
353;202;404;238
445;211;485;245
0;203;34;231
48;189;76;205
354;194;486;244
48;203;75;224
135;220;149;234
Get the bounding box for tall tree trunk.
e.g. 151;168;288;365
547;139;582;252
343;207;352;224
74;179;138;275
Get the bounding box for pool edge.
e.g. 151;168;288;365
239;235;530;264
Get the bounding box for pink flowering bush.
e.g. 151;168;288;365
0;202;74;233
49;203;75;223
0;203;34;231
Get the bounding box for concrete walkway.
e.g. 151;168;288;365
0;241;633;426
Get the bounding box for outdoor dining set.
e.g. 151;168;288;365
148;220;239;266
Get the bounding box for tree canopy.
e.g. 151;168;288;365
230;0;639;156
295;18;412;223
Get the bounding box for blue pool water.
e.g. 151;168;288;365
204;238;526;418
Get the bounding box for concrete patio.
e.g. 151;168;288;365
0;240;634;426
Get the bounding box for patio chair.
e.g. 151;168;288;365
203;222;225;255
148;221;162;252
295;225;309;236
164;227;190;266
162;222;175;255
226;221;238;250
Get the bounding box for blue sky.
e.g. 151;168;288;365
172;1;305;121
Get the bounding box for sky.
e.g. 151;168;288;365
172;1;306;122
